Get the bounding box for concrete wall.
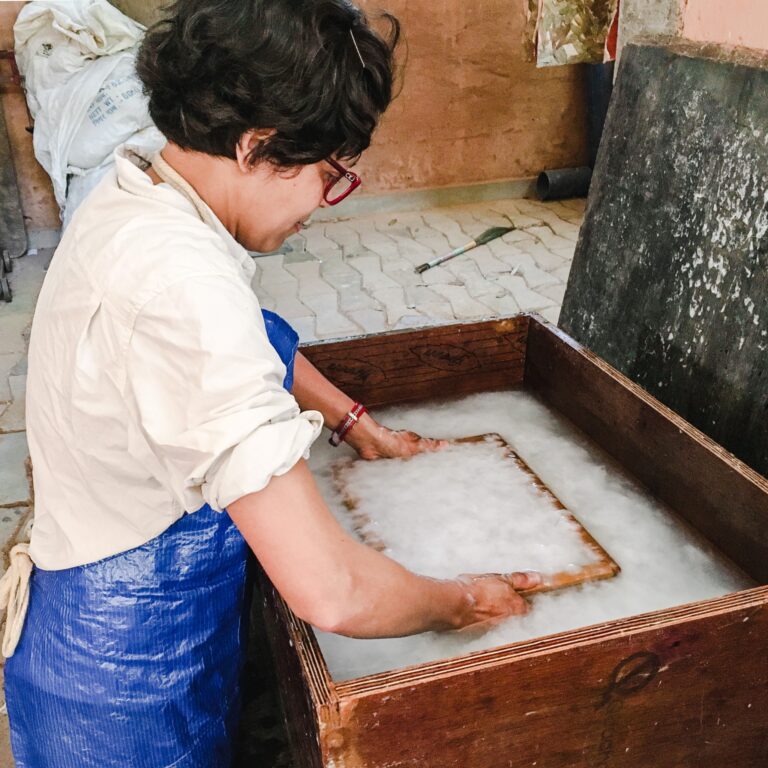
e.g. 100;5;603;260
1;1;61;232
113;0;590;196
682;0;768;52
355;1;587;195
617;0;682;57
619;0;768;56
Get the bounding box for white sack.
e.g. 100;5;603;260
14;0;145;115
62;126;166;230
14;0;149;206
67;55;152;171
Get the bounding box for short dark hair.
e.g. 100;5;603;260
136;0;400;167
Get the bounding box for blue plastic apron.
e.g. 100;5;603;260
5;310;298;768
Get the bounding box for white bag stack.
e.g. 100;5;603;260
61;126;165;229
14;0;163;216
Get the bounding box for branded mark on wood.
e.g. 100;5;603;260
592;651;661;767
319;360;387;387
409;344;481;372
600;651;660;707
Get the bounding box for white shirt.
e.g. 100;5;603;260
26;145;323;570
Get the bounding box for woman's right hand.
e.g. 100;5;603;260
452;571;542;632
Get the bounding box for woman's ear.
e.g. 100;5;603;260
235;129;275;172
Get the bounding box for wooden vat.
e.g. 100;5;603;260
256;314;768;768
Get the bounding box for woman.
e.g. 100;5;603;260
3;1;539;766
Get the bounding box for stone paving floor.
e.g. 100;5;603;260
0;195;584;764
0;246;53;558
252;197;584;341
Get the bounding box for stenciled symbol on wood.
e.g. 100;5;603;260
320;360;387;388
599;651;660;708
410;344;481;372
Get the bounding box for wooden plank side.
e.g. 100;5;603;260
334;590;766;697
0;80;26;256
524;318;768;583
329;600;768;768
300;317;529;407
255;566;334;768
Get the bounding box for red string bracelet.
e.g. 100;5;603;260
329;402;367;447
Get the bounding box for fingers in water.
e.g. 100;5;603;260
504;570;543;591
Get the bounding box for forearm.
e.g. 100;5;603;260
292;351;382;454
292;351;354;426
227;460;473;638
326;539;473;638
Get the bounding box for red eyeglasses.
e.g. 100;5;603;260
324;157;362;205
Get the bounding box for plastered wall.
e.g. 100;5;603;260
0;3;25;50
356;0;587;194
1;1;60;230
113;0;591;195
682;0;768;52
3;0;589;197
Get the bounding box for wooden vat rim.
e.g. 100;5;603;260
270;587;335;705
302;312;767;496
331;584;768;698
526;315;768;495
297;314;530;351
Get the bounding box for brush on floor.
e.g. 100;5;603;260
415;226;515;273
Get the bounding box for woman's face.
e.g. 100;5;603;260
232;158;334;253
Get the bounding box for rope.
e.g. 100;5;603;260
0;543;33;658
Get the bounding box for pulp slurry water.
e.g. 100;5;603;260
308;390;754;681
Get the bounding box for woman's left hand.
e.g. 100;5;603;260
346;414;447;460
290;353;447;460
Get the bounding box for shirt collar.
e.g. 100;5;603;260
114;143;256;281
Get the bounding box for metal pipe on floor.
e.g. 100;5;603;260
536;167;592;201
536;61;615;201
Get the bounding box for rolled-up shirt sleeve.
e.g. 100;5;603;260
125;273;323;512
